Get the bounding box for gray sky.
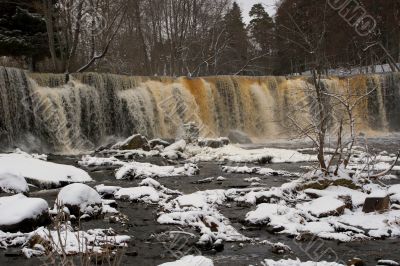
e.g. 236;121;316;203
238;0;278;23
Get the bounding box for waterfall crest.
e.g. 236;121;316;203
0;66;399;152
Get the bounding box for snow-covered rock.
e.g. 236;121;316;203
115;161;199;180
0;171;29;193
299;196;346;218
164;140;187;152
0;153;92;188
79;156;124;167
187;144;315;164
56;184;102;218
262;258;344;266
95;184;121;198
114;186;161;203
0;194;50;232
111;134;150;151
222;166;299;177
159;255;213;266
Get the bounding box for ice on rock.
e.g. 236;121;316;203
159;255;213;266
0;194;49;232
56;184;102;217
0;153;92;188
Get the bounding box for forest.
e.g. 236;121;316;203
1;0;399;76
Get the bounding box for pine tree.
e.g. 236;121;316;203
0;0;49;71
249;4;273;53
221;2;248;75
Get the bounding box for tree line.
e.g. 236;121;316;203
0;0;399;76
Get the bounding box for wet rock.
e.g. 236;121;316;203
271;242;291;254
362;195;390;213
112;134;150;151
212;239;224;252
0;194;50;233
183;122;200;144
149;138;170;149
339;195;353;210
125;250;138;256
347;258;365;266
198;138;230;149
228;130;252;144
56;183;103;219
295;232;316;242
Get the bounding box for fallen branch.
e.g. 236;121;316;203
369;150;400;179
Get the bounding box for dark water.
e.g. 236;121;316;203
1;138;400;266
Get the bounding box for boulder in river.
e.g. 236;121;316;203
0;194;50;232
149;138;171;149
112;134;150;151
228;130;252;144
56;183;103;219
198;138;230;148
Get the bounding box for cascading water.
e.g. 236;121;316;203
0;66;399;152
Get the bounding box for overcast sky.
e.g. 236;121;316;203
238;0;278;23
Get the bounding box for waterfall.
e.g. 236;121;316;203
0;66;399;152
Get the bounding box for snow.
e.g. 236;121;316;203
56;184;102;215
262;258;344;266
158;189;247;242
22;227;130;257
298;196;345;218
164;140;186;152
0;170;29;193
187;144;316;164
159;255;213;266
95;184;121;195
0;194;48;227
115;186;161;203
116;161;199;179
304;186;368;206
0;153;92;188
79;155;124;167
223;166;299;177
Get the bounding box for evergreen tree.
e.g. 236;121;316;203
221;2;248;74
249;4;273;53
0;0;49;71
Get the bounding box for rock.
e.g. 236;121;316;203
347;258;365;266
0;194;50;233
56;184;103;218
271;242;291;254
112;134;150;151
228;130;252;144
164;139;186;153
198;138;230;149
339;195;353;210
0;171;29;194
362;196;390;213
301;196;346;218
183;122;200;144
212;239;224;252
149;139;170;149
